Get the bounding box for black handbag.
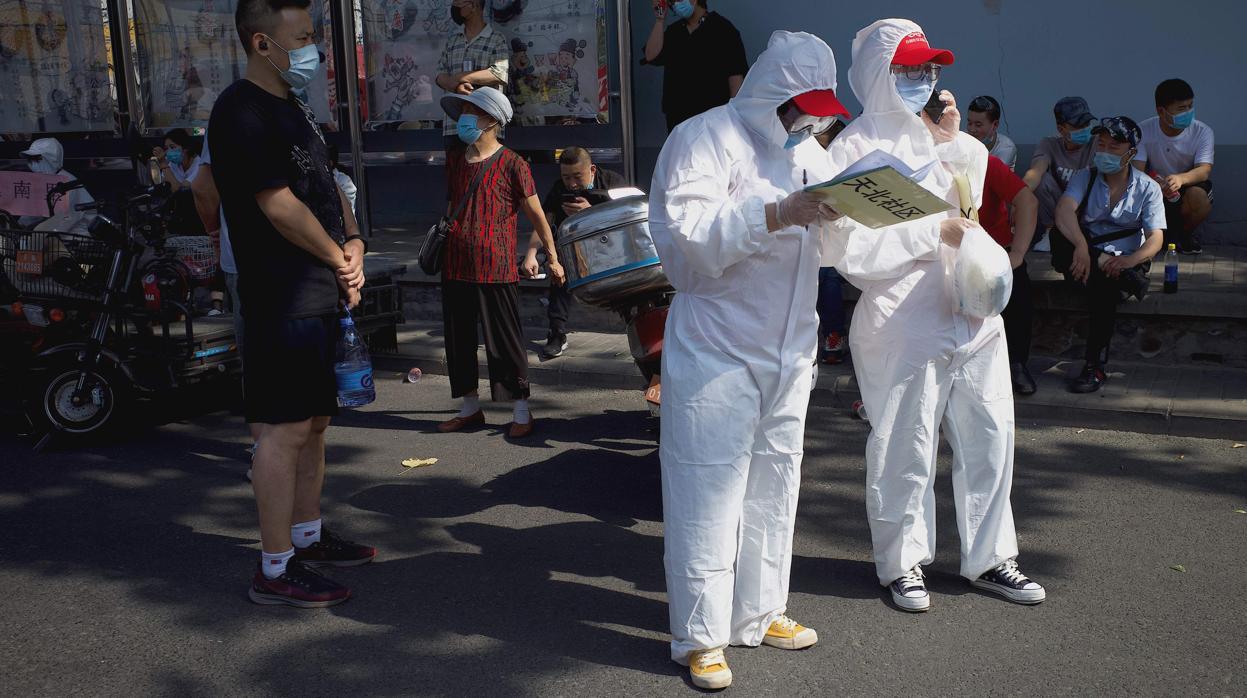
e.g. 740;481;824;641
418;149;504;275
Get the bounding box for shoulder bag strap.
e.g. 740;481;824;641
447;148;506;223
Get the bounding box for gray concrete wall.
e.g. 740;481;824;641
629;0;1246;242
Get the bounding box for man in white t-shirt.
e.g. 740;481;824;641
1132;78;1213;254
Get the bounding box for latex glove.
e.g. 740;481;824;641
921;90;960;145
775;191;826;228
939;216;978;248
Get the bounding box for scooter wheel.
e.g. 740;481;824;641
33;363;127;435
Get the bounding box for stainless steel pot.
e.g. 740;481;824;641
555;195;671;308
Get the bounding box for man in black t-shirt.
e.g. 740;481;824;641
535;147;626;358
209;0;375;609
641;0;749;132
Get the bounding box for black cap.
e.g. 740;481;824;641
1053;96;1096;127
1092;116;1142;148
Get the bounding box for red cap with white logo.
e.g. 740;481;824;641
891;32;955;66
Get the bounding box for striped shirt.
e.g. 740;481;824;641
437;24;510;135
444;148;535;284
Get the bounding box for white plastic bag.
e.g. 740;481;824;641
953;224;1012;318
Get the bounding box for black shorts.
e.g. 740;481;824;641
243;313;340;424
1178;179;1214;202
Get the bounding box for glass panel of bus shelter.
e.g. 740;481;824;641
131;0;339;133
0;0;118;134
359;0;608;131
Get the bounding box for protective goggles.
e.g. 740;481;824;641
1092;116;1141;147
781;103;838;136
890;63;943;81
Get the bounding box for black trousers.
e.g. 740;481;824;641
1001;260;1033;365
442;279;530;401
547;282;572;336
1066;250;1150;365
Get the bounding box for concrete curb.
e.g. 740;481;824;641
374;338;1247;440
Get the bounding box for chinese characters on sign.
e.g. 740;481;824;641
842;176;928;221
0;171;71;217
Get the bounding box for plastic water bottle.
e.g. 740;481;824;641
1163;243;1179;294
335;312;376;407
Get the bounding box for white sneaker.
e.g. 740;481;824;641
971;559;1046;604
887;566;930;612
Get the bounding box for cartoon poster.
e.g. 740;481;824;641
496;0;607;124
361;0;607;128
0;0;116;133
132;0;337;131
360;0;450;125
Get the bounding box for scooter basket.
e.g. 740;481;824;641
0;229;113;301
164;235;217;281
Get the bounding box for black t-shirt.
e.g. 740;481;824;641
208;79;345;320
643;12;749;130
541;168;627;230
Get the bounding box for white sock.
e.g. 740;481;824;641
261;548;295;579
458;395;480;418
513;399;531;425
291;519;322;549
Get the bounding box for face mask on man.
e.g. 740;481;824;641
895;73;935;114
1170;107;1195;130
1068;124;1094;145
1094;150;1127;175
671;1;695;20
457;114;491;144
263;36;321;90
165;149;184;166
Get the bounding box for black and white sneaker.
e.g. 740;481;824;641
541;332;568;359
887;566;930;612
971;559;1046;605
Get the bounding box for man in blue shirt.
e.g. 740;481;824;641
1054;116;1166;393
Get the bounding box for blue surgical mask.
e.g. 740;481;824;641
671;1;695;19
456;114;484;145
265;37;321;90
583;181;594;190
1069;124;1094;145
1094;151;1126;175
1170;108;1195;130
165;148;184;166
895;74;935;114
784;131;810;150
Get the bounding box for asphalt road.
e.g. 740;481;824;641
1;374;1245;697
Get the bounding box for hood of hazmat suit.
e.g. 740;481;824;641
18;138;94;234
649;31;841;663
822;19;1019;587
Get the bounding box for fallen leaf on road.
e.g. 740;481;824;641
1233;443;1245;449
1177;454;1185;461
401;457;438;472
1169;564;1186;573
1234;508;1247;515
1076;428;1086;434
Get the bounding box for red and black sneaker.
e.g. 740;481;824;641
248;560;350;608
293;528;377;569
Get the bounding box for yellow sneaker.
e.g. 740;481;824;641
687;648;732;690
761;615;818;650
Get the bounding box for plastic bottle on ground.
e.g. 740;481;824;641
1164;243;1179;294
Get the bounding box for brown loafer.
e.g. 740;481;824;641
437;410;485;433
507;418;535;439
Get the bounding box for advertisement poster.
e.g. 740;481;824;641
133;0;337;131
362;0;607;128
0;0;116;133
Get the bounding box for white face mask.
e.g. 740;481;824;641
28;159;57;175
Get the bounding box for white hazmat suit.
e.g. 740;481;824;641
822;19;1020;586
18;138;95;235
650;31;840;663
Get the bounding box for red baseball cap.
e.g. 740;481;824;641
792;89;851;119
892;32;955;66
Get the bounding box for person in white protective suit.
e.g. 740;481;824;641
649;31;849;690
18;138;95;234
822;19;1046;613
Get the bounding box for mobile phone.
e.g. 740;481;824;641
923;90;945;124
